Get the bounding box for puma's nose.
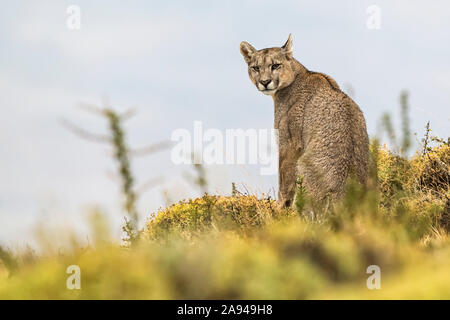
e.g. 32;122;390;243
260;79;271;87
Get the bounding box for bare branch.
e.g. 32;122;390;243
130;140;172;157
105;169;122;185
137;176;165;194
120;108;138;121
60;118;110;144
77;102;105;117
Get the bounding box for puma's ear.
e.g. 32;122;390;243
281;34;293;57
240;41;256;64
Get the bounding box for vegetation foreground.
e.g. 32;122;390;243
0;141;449;299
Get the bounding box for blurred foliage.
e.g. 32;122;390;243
0;138;449;299
103;108;139;243
63;105;170;244
380;90;413;157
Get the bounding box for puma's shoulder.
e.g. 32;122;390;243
306;71;340;90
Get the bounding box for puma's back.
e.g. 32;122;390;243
240;34;369;205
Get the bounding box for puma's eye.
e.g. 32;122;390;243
272;64;281;70
251;66;260;72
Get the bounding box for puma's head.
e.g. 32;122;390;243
240;34;296;96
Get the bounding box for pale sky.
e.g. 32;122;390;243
1;0;449;246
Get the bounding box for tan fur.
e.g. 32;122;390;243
240;35;369;206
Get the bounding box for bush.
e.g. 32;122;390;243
144;194;288;240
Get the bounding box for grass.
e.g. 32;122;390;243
0;135;449;299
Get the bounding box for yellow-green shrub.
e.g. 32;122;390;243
144;194;289;240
